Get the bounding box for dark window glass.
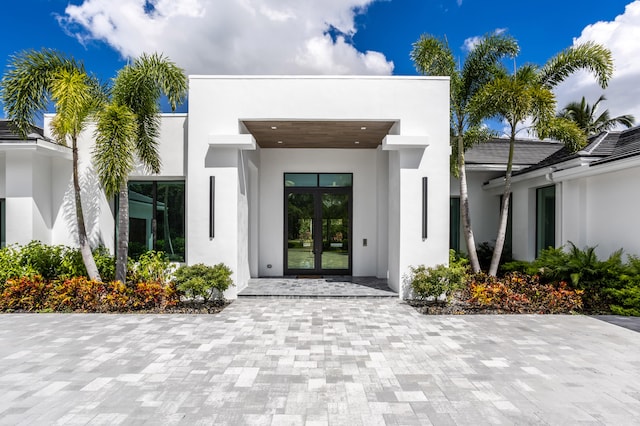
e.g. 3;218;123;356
128;181;185;261
319;173;352;188
536;185;556;257
285;173;353;188
0;199;5;248
449;197;460;252
284;173;318;187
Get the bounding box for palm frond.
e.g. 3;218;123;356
539;41;613;89
0;48;83;137
93;103;137;197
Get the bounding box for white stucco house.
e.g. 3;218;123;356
0;76;452;298
453;127;640;262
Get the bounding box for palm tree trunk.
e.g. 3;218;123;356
72;137;101;281
115;182;129;283
488;127;516;276
457;136;481;272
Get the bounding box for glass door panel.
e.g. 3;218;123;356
321;193;349;270
286;192;315;270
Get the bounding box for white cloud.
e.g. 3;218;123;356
554;1;640;126
462;28;508;52
57;0;394;75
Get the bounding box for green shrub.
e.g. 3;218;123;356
127;251;175;285
407;250;468;302
174;263;234;302
93;247;116;282
18;241;64;281
499;260;536;275
533;243;626;311
0;245;36;291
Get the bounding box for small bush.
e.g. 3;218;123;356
174;263;233;302
0;276;53;312
0;245;36;291
466;272;583;314
49;277;105;312
407;250;468;302
127;251;175;285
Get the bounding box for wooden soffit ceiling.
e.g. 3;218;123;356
242;120;396;149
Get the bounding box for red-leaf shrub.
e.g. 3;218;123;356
466;272;583;313
0;276;53;312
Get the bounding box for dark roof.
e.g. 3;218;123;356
465;138;564;166
514;125;640;175
0;120;46;141
591;127;640;166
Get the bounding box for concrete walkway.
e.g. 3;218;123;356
1;299;640;425
239;277;397;298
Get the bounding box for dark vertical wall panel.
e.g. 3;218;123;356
209;176;215;238
422;177;428;239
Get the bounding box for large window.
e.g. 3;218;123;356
536;185;556;256
128;181;185;261
450;197;460;252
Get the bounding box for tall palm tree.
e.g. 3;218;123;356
470;42;613;276
558;94;634;136
93;53;187;283
0;49;106;280
411;33;519;273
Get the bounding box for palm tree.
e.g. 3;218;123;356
411;33;519;273
469;42;613;276
558;94;634;136
0;49;106;280
93;53;187;283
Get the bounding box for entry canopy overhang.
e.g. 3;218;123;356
241;120;397;149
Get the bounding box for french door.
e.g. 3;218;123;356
284;187;352;275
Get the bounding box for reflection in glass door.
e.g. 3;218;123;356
286;193;315;271
285;189;351;275
321;193;349;271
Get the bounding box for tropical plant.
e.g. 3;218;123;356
0;49;107;280
407;250;468;301
174;263;234;302
93;53;188;283
557;94;634;136
469;42;613;275
411;33;519;273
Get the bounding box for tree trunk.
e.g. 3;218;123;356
72;136;101;281
488;128;516;276
457;135;481;272
115;182;129;283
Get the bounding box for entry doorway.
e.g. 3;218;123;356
284;173;352;275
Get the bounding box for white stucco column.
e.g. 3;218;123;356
384;138;450;297
4;151;54;245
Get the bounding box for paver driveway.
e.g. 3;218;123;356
1;298;640;425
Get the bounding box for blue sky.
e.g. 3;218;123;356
2;0;639;125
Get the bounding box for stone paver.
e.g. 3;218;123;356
1;299;640;425
239;277;397;298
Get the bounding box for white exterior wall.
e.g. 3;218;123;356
562;163;640;258
188;76;450;297
0;145;73;247
258;148;383;278
450;171;504;252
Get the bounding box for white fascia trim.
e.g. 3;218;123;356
381;135;429;150
482;157;590;189
208;134;256;150
190;75;450;82
0;139;72;159
551;155;640;181
465;164;527;172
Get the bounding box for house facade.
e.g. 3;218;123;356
1;76;452;298
452;128;640;262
